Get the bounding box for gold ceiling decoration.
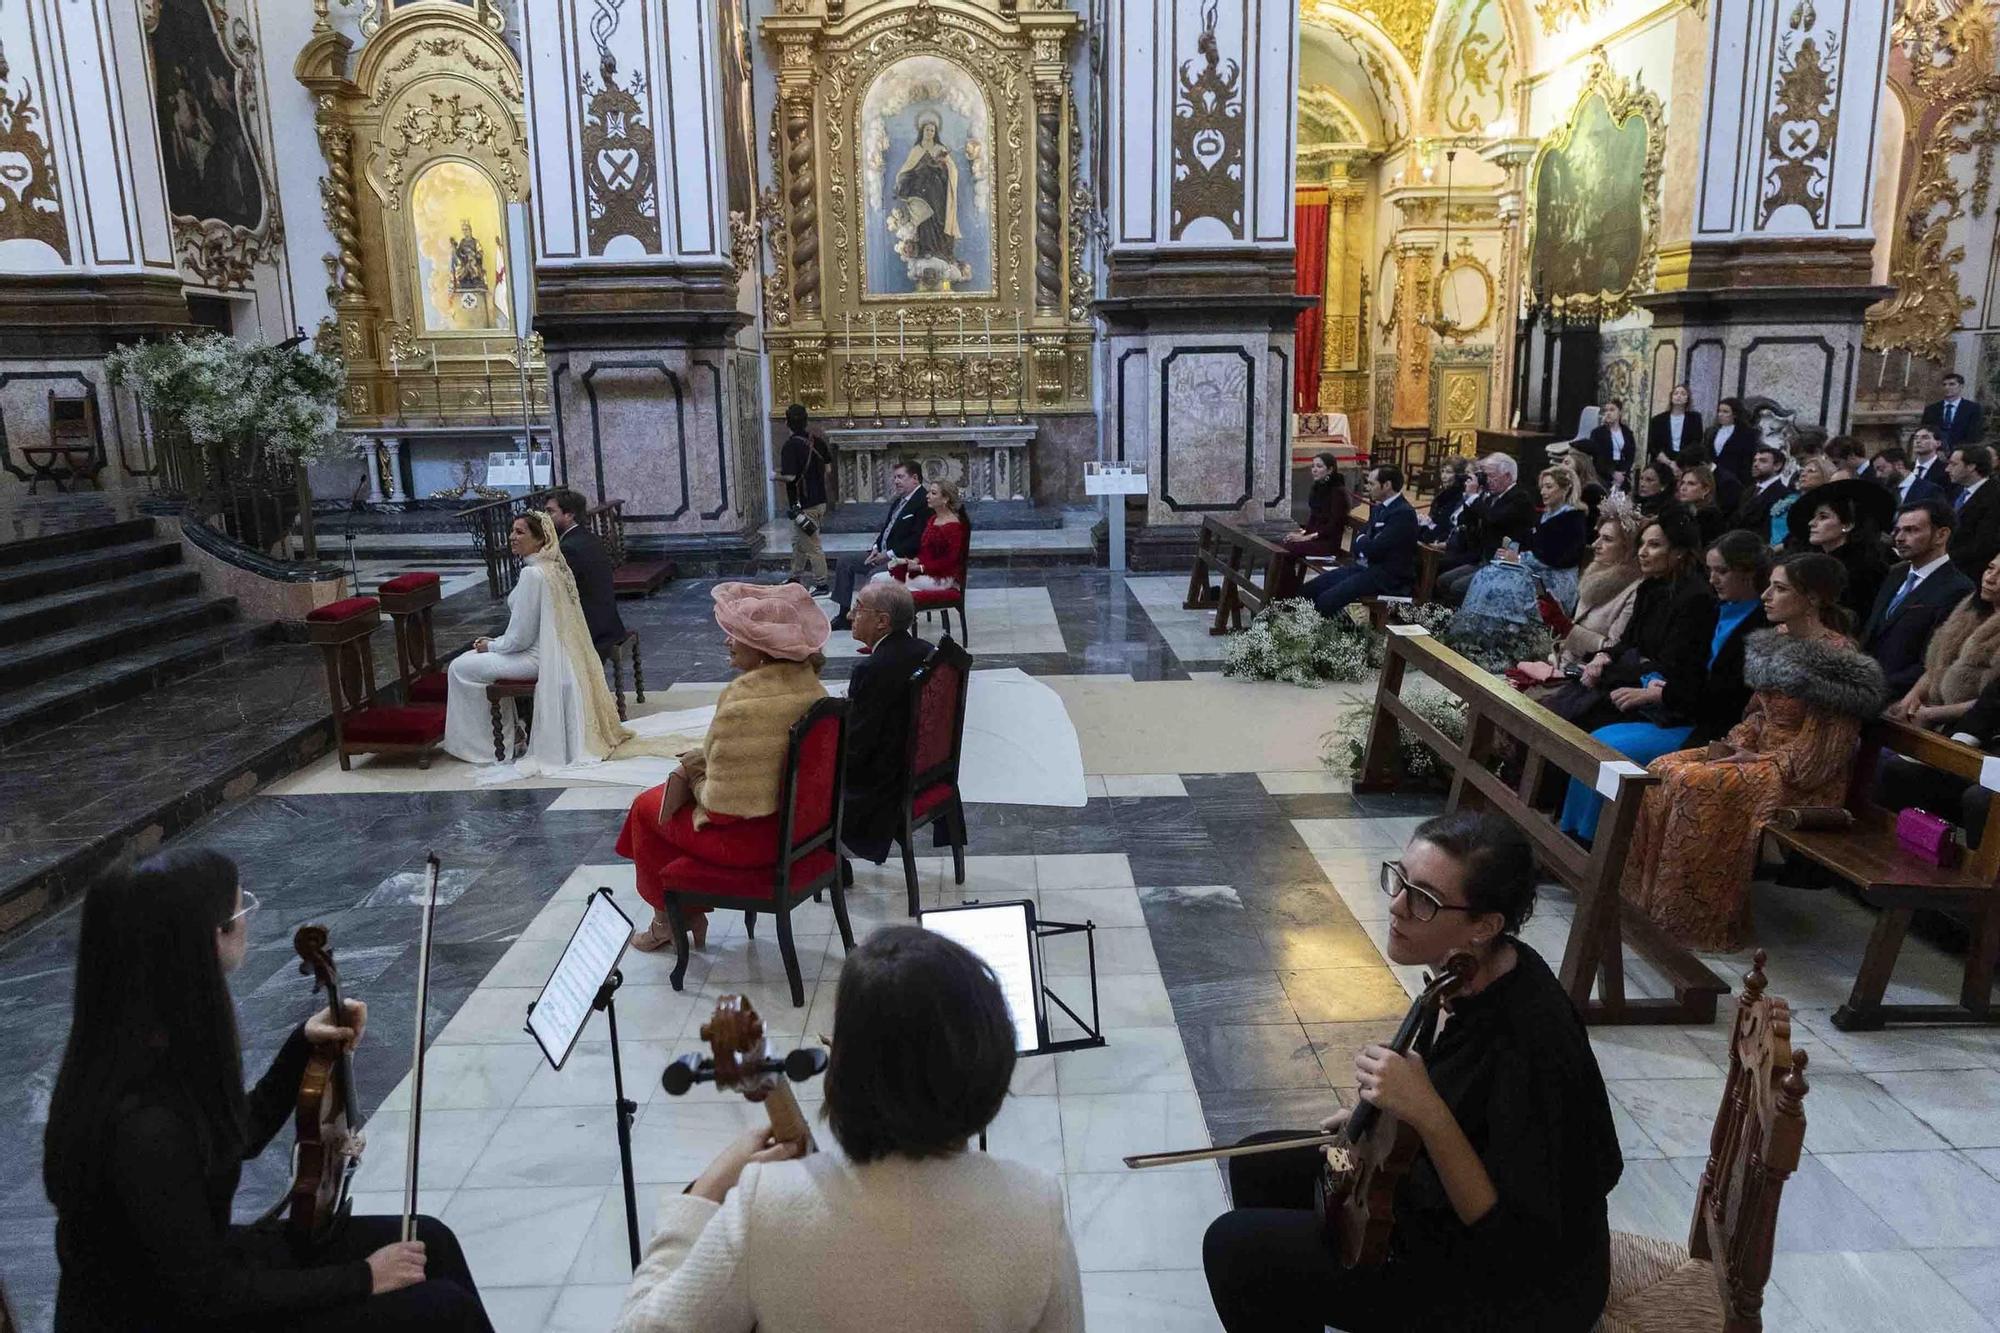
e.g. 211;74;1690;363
1354;0;1437;70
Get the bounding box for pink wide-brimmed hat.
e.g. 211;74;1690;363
711;581;831;661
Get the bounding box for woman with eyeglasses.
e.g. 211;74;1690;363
43;849;494;1332
1203;812;1622;1333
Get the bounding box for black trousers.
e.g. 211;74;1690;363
830;549;881;617
290;1213;492;1333
1203;1132;1406;1333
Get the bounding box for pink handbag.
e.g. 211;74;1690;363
1896;807;1960;868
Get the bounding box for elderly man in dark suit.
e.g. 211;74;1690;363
1435;453;1536;605
828;458;928;631
1862;498;1972;697
1922;373;1985;450
840;580;932;865
545;488;626;647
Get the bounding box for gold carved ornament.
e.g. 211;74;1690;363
1426;0;1508;137
0;39;69;259
1522;59;1666;326
1867;1;2000;361
1759;0;1840;226
1170;0;1244;239
1355;0;1436;70
379;92;522;210
361;0;506;40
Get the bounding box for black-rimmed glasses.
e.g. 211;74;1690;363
1380;861;1476;924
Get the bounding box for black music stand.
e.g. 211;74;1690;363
524;888;642;1270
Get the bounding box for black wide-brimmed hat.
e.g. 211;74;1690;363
1805;477;1895;534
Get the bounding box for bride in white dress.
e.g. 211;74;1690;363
443;510;652;772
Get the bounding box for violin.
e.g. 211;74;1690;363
661;994;827;1151
286;925;364;1246
1124;950;1476;1269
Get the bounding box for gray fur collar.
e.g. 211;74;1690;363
1741;628;1887;719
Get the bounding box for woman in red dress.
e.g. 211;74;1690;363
618;582;830;951
886;479;969;592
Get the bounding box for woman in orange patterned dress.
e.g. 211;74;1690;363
1619;553;1887;951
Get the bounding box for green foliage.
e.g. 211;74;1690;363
105;332;346;465
1321;686;1468;788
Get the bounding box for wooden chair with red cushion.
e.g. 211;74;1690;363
894;635;973;917
911;565;968;645
1595;949;1811;1333
656;697;856;1006
303;596;445;770
376;571;444;704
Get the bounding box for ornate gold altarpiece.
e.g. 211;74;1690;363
295;0;548;437
758;0;1091;441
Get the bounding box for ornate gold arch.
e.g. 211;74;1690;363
760;0;1088;416
297;2;541;427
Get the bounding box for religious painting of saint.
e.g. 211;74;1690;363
146;0;265;232
860;55;992;296
411;160;511;333
1527;90;1648;313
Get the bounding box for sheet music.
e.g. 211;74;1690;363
921;901;1039;1053
528;893;633;1069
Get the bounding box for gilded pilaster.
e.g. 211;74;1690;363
1390;241;1435;433
773;32;821;319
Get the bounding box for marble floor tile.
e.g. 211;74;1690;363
542;786;647;812
1080;1269;1225;1332
627;1095;775;1182
1103;773;1190;798
1605;1157;1701;1243
1873;1068;2000;1148
1055;1025;1196;1096
564;1183;674;1285
476;1283;559;1333
1771;1250;1998;1333
957;853;1040;895
1048;970;1176;1032
345;1186;457;1218
515;1040;662;1110
1608;1098;1664;1162
1039;886;1149;929
1043;925;1160;977
1816;1149;2000;1248
1036;852;1137;890
437;987;545;1045
443;1184;606;1288
1923;1248;2000;1312
481;937;573;990
986;1093;1066;1176
1587;1026;1722;1082
1972;1148;2000;1184
1180;1022;1328;1093
1610;1073;1947;1157
376;1042;544;1112
1791;1015;2000;1074
1278;966;1413;1024
1256;921;1381;972
1257;770;1351;795
1067;1168;1228;1272
543;1282;632;1333
1060;1091;1209;1173
1166;972;1298;1027
1290;817;1405;852
459;1104;628;1190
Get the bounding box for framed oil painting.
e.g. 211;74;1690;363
859;54;993;297
148;0;265;232
1527;78;1657;320
410;159;512;333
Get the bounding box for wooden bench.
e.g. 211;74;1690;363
1183;516;1301;635
1761;719;2000;1032
1358;625;1730;1025
587;498;676;598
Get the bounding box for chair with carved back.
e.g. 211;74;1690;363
303;596;445;770
1595;949;1811;1333
376;571;445;704
894;635;973;917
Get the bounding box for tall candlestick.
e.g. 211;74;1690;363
984;310;995;424
480;339;497;426
843;312;853;423
389;332;404;427
898;312;910;428
957;309;967;424
871;311;883;427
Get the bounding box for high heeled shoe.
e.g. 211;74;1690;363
630;910;676;953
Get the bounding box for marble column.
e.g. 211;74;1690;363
520;0;759;556
0;0;191;504
1098;0;1307;538
1639;0;1895;433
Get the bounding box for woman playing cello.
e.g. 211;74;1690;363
43;849;492;1332
1202;812;1623;1332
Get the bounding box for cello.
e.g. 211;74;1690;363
285;925;364;1246
661;993;827;1152
1124;950;1476;1268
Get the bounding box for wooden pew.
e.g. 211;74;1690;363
1182;516;1301;635
1357;625;1730;1025
1763;718;2000;1032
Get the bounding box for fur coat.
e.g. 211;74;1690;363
1559;564;1643;668
1921;597;2000;706
692;660;826;822
1743;628;1887;719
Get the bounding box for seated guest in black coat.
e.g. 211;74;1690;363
1804;480;1893;626
1282;451;1350;557
1923;372;1985;451
1437;454;1537;604
1947;444;2000;579
1631;459;1676;517
1422;458;1472;541
838;581;933;865
1731;445;1793;540
1304;465;1418;617
1587;400;1640;489
1872;445;1946;509
1863;498;1973;697
546;488;627;647
1647;385;1704;463
1673;464;1728;546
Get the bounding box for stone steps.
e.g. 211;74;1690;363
0;565;204;644
0;618;274;748
0;536;185;605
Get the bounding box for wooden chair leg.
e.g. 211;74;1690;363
609;653;628;722
490;700;506;763
663;896;692;993
775;903;805;1008
1960;898;2000;1015
1833;906;1913;1032
632;643;645;702
830;879;856;951
744;910;758;939
899;824;921;917
949;800;967;885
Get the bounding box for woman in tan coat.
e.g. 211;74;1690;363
620;582;830;950
1885;554;2000;734
1510;497;1646;687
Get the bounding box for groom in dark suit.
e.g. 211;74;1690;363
840;581;932;864
1863;497;1971;697
546;489;626;647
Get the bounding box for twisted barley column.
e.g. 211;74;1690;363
1033;89;1062;316
319;118;364;301
783;92;820;315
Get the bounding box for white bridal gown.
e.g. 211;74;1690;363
443;563;546;764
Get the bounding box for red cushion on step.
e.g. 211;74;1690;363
342;704;445;745
378;571;441;594
659;849;838;899
307;595;381;622
409;671;447;704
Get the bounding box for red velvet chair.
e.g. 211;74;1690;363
657;697;855;1006
377;571;444;704
911;579;967;645
894;635;972;916
303;596;445;769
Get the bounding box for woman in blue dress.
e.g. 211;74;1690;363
1454;464;1591;641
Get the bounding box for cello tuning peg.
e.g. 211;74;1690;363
784;1047;829;1082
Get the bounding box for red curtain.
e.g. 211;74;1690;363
1294;190;1331;414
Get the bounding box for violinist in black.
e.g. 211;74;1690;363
43;849;493;1333
1202;812;1623;1332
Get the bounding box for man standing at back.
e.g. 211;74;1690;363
772;403;832;594
545;489;627;648
1923;373;1985;451
828;459;927;630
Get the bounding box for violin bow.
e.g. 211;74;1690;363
403;852;442;1244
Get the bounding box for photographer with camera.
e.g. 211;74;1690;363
772;403;833;595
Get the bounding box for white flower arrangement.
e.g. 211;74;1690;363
106;332;347;466
1220;597;1460;686
1322;684;1468;787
